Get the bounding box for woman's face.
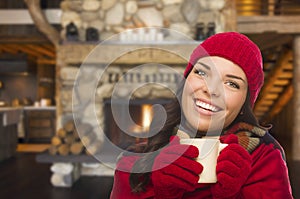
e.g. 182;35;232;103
181;56;248;133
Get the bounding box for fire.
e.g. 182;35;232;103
130;104;153;133
141;104;153;132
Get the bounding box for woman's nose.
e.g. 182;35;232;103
203;79;221;97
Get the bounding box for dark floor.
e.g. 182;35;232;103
0;152;299;199
0;153;114;199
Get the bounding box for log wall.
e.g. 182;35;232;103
292;35;300;160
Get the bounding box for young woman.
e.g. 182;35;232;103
110;32;293;198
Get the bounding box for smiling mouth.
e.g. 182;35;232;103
194;99;222;112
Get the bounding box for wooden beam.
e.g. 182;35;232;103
264;93;279;100
283;62;293;70
238;16;300;33
274;79;290;86
0;36;50;44
37;59;56;65
25;44;55;58
264;84;293;122
255;106;270;112
8;44;45;58
269;86;284;93
0;44;20;54
268;0;275;16
40;44;55;52
24;0;60;47
254;50;292;112
259;100;274;106
248;34;293;51
279;72;293;79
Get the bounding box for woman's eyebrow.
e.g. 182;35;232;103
197;61;246;83
226;74;246;83
197;62;211;70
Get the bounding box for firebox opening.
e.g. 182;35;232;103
104;98;172;150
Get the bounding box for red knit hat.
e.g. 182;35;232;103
184;32;264;107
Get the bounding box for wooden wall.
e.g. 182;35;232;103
0;74;37;105
270;97;294;160
37;64;55;102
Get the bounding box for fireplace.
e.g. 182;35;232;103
103;98;172;149
56;43;199;154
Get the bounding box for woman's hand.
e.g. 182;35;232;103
151;136;203;199
211;134;252;198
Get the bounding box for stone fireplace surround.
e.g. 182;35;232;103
57;42;199;152
44;42;198;187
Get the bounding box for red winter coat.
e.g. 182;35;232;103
110;135;293;199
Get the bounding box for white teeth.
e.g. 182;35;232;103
195;100;219;112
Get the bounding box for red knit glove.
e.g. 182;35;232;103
211;134;252;199
151;136;203;199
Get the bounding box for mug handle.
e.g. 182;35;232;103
218;143;228;154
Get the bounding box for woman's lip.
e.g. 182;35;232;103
193;102;215;116
193;98;223;114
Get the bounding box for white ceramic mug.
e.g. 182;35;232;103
180;138;228;183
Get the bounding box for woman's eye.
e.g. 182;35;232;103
226;81;240;89
194;69;207;77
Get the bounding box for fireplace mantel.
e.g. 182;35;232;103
56;41;200;65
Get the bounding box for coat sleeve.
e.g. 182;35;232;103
110;155;155;199
241;144;293;199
